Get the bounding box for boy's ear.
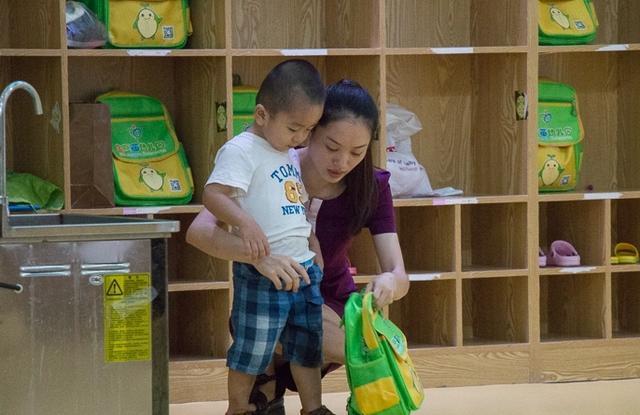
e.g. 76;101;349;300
254;104;268;126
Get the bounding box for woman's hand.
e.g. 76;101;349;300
253;255;310;292
366;272;397;309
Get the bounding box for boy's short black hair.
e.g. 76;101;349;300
256;59;325;114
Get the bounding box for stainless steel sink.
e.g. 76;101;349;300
2;213;178;241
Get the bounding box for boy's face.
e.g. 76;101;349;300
255;102;324;152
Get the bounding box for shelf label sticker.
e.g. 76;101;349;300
559;266;596;274
281;49;328;56
127;49;172;56
104;274;152;363
596;44;629;52
431;47;474;54
409;273;442;281
123;207;170;215
583;192;622;200
433;197;479;206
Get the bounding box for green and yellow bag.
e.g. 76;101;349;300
539;0;599;45
344;292;424;415
232;86;258;136
96;91;194;206
92;0;192;48
537;79;584;192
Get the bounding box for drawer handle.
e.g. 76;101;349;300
81;263;130;276
20;265;71;278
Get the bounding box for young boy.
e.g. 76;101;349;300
204;60;334;415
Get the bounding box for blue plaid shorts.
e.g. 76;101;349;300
227;260;324;375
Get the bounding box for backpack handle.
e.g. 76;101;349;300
361;293;380;351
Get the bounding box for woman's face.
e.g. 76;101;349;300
308;117;372;183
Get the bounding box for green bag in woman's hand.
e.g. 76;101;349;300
343;292;424;415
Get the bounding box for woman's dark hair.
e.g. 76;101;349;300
319;79;379;235
256;59;326;114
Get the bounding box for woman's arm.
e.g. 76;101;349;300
186;209;309;290
368;232;410;308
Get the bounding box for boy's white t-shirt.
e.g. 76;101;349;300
207;132;314;263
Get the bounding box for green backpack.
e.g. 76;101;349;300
537;79;584;192
96;91;194;206
343;292;424;415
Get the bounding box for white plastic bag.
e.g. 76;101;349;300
385;104;433;197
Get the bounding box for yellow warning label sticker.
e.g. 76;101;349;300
104;274;152;363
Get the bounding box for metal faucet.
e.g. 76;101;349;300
0;81;43;236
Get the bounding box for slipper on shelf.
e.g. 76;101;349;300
612;242;639;265
539;247;547;267
547;240;581;267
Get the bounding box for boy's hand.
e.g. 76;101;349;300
238;219;270;260
253;255;310;292
365;272;397;309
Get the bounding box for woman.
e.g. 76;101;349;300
187;80;409;414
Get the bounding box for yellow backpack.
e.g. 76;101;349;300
538;0;599;45
103;0;192;48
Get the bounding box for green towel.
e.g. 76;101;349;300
7;172;64;210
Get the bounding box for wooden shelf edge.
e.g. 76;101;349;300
461;268;529;279
538;190;640;202
231;48;382;57
66;205;204;216
0;49;62;57
168;280;230;292
66;49;226;57
394;194;528;207
407;271;457;281
385;45;529;55
539;43;640;54
538;266;607;276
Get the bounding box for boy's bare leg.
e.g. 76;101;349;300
290;364;322;413
226;369;257;414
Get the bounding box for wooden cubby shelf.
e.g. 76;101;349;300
3;0;640;404
540;273;606;342
612;272;640;338
389;279;456;348
462;276;528;346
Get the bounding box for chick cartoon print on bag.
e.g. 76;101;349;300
134;6;162;40
550;5;570;29
140;166;165;191
539;154;564;186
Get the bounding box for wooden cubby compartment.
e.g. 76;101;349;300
386;53;527;196
0;0;60;49
0;56;64;191
396;206;455;274
67;56;227;205
389;279;456;348
540;273;606;341
231;0;380;49
611;199;640;263
612;272;640;338
385;0;528;48
539;201;605;268
462;276;528;345
169;290;230;359
461;203;527;271
539;52;640;192
165;214;230;285
185;0;227;49
590;1;640;45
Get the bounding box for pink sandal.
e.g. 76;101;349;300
539;247;547;267
547;240;581;267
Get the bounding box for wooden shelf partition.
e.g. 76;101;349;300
3;0;640;404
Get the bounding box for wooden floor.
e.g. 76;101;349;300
170;378;640;415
